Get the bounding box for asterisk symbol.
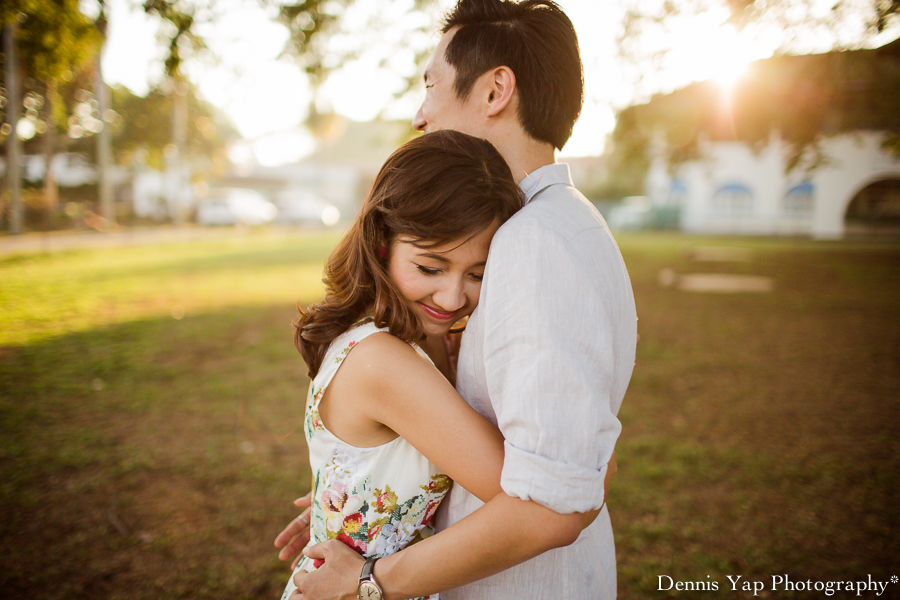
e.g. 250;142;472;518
892;576;898;584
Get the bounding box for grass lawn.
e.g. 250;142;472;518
1;230;898;599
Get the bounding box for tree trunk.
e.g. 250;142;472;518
96;52;114;228
170;78;188;226
43;80;59;224
3;24;22;235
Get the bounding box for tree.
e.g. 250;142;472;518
1;0;101;231
108;83;237;173
277;0;438;130
2;23;23;234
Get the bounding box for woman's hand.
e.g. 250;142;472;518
443;331;462;378
274;492;313;570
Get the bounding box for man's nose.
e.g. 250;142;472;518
412;106;427;132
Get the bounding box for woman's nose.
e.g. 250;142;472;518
432;280;466;312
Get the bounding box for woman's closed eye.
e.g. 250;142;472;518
416;265;441;276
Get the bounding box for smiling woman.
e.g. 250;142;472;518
387;226;497;338
293;129;521;378
279;129;521;600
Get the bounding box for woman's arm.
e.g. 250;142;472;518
282;333;614;599
275;333;503;571
329;332;504;503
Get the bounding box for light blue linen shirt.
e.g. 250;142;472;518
437;163;637;600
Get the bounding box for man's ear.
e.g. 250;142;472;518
485;66;516;117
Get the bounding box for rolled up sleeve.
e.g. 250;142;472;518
480;219;623;514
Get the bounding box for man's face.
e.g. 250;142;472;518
412;28;481;136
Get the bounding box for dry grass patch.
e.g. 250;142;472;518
2;231;898;599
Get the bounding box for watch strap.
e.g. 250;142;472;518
358;557;382;600
360;557;379;581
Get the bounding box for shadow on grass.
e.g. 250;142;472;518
2;234;899;599
1;304;312;599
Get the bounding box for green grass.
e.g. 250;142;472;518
0;231;335;599
612;233;900;597
1;230;898;599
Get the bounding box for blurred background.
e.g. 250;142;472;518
1;1;899;599
2;0;899;237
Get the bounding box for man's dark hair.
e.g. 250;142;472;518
442;0;583;150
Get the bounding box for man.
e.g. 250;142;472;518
277;0;636;598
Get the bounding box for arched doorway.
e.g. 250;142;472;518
844;178;900;237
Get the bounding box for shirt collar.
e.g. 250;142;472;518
518;163;573;206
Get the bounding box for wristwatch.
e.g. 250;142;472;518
358;557;383;600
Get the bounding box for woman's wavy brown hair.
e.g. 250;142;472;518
294;130;522;377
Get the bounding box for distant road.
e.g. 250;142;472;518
0;226;291;256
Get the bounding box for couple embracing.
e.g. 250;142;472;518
275;1;637;599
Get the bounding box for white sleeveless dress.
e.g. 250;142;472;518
280;322;449;600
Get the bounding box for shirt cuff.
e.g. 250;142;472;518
499;440;607;514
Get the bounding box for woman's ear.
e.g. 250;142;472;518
485;66;516;117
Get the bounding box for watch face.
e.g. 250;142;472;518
358;580;382;600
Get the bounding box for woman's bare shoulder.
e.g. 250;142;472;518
345;330;420;359
337;331;433;387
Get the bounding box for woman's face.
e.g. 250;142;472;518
387;221;500;337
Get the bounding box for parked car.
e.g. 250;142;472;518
196;188;277;226
275;190;341;226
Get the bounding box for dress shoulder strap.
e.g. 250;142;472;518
311;322;386;408
311;321;437;410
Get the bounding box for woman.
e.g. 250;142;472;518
279;130;522;600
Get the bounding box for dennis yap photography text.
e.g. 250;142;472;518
658;574;898;596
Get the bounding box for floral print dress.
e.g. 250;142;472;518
281;322;451;600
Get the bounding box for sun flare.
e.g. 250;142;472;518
656;18;775;95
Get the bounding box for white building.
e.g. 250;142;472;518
646;130;900;238
623;37;900;238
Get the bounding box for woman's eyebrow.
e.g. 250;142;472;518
416;252;451;263
417;252;488;269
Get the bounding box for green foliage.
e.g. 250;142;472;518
1;0;101;84
600;106;655;199
109;83;238;170
0;0;101;152
142;0;207;78
278;0;355;85
278;0;433;86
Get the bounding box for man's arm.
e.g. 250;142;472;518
290;207;633;598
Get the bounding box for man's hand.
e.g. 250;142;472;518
290;539;366;600
275;493;313;570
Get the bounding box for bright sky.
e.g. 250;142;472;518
99;0;895;165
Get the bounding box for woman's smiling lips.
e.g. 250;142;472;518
418;302;460;321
